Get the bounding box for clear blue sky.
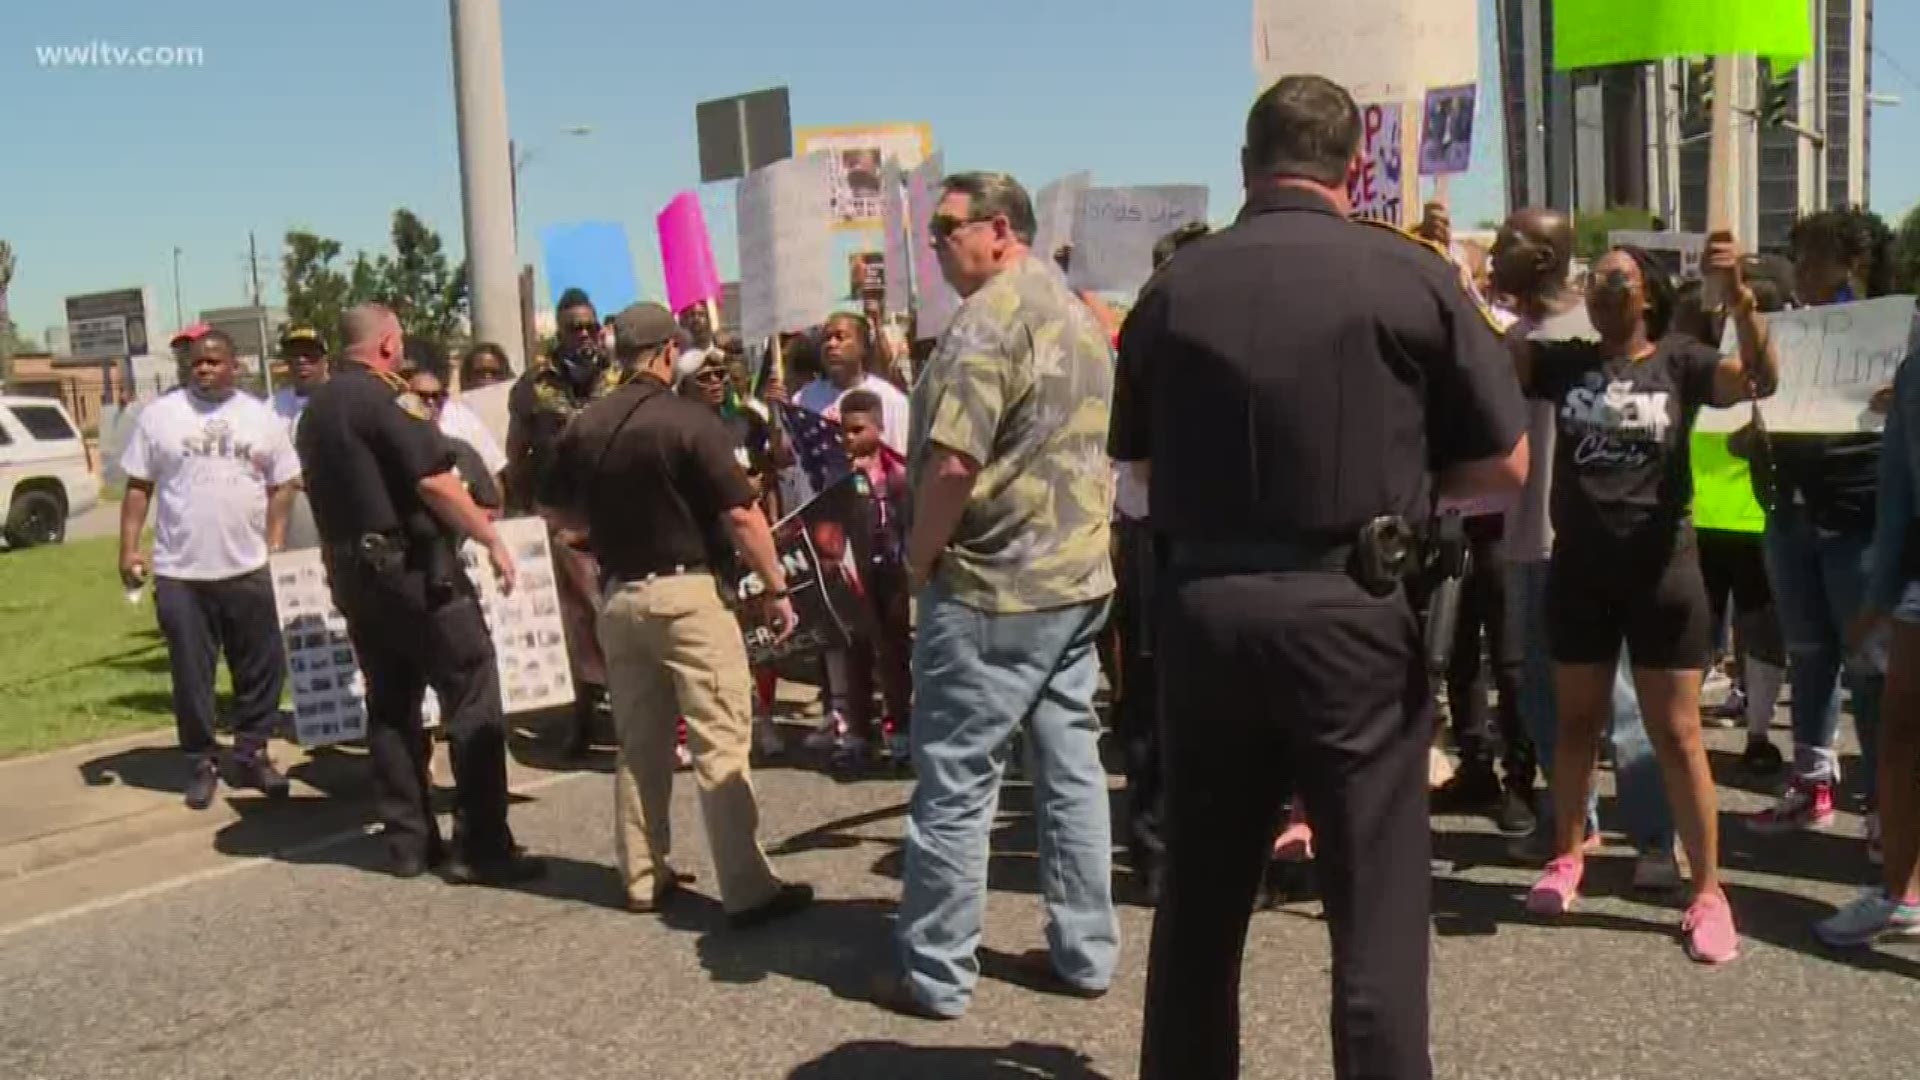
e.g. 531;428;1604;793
3;0;1917;340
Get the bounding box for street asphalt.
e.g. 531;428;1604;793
2;722;1918;1080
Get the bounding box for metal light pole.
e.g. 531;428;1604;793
510;125;593;251
171;246;185;329
450;0;526;370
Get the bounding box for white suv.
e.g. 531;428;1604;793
0;396;101;548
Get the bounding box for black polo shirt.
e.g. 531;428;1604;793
541;375;757;581
295;365;454;543
1110;185;1526;543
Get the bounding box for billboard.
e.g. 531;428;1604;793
63;287;150;364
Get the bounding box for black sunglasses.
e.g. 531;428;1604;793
692;368;730;384
417;389;448;404
929;213;995;243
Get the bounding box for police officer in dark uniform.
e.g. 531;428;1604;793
297;302;542;884
1113;76;1529;1080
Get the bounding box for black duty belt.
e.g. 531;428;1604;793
1167;539;1353;575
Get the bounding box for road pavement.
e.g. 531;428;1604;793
2;722;1918;1080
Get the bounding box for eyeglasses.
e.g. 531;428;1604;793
692;369;730;384
928;214;996;245
563;321;601;336
417;390;448;405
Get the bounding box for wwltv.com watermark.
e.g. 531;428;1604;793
36;41;206;68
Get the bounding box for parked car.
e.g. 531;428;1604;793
0;396;101;548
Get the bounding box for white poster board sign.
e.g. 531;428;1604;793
1068;185;1210;296
1609;230;1707;281
1696;297;1919;435
269;518;575;747
737;152;835;343
1033;171;1093;270
1252;0;1478;104
879;156;913;316
907;152;963;340
1347;102;1406;224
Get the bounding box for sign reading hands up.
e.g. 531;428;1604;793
1068;186;1209;296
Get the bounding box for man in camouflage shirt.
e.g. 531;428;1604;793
878;172;1118;1021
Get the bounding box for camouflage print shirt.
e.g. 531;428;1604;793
909;254;1116;613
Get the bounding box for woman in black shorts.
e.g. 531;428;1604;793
1510;236;1781;965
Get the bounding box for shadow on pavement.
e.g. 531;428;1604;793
787;1040;1111;1079
685;897;898;1004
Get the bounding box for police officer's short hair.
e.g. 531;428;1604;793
1245;75;1363;188
940;172;1037;244
1152;222;1212;270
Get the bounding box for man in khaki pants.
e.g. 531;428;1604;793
540;302;813;927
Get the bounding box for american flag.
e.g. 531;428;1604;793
777;403;853;505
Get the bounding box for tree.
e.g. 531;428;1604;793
0;241;17;385
1574;207;1658;261
281;210;469;348
1894;205;1920;296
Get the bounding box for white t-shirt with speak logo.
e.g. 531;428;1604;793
120;390;303;581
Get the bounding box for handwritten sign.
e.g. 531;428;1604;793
1068;185;1210;296
737;152;835;343
1253;0;1479;104
1033;171;1093;270
1419;84;1475;176
1346;103;1405;224
657;191;723;315
1696;297;1919;435
906;152;963;340
1608;230;1707;281
269;518;575;748
880;157;913;315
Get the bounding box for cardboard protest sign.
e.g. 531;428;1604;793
1253;0;1478;104
657;191;723;316
737;153;835;343
1419;84;1475;176
795;124;934;230
1608;230;1707;281
1346;103;1406;224
1553;0;1811;71
880;157;913;315
1068;185;1210;296
269;518;574;747
1696;297;1919;435
540;222;638;312
906;152;963;340
1033;171;1093;271
729;473;877;666
848;253;885;303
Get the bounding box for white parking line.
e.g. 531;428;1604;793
0;769;593;941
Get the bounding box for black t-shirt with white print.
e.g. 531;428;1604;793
1527;336;1722;549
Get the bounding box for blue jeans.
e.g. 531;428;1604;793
1764;503;1883;802
896;580;1119;1017
1510;560;1675;852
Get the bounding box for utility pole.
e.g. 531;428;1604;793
171;246;185;329
450;0;525;370
249;230;271;388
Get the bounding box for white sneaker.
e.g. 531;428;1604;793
753;717;785;759
1814;886;1920;948
1631;848;1683;892
802;712;844;754
675;742;694;771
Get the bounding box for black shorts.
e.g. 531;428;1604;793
1695;527;1771;622
1546;527;1713;670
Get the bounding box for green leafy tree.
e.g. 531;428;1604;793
0;241;19;385
1894;204;1920;296
1574;207;1659;261
282;210;469;349
282;231;356;341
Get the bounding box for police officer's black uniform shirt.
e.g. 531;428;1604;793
541;374;757;582
295;365;455;543
1110;186;1526;542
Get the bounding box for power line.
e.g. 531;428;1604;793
1874;47;1920;94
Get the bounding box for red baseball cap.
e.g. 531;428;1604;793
169;322;211;347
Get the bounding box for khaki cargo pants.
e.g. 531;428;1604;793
597;573;782;913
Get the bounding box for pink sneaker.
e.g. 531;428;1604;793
1747;779;1835;834
1682;892;1740;964
1526;856;1583;915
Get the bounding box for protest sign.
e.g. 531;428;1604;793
657;191;723;316
1253;0;1478;104
729;473;877;666
795;124;934;230
1608;230;1707;281
1553;0;1811;71
269;518;574;747
1419;85;1475;176
906;152;963;340
1696;297;1919;435
1033;171;1094;271
880;157;913;315
540;222;638;312
1067;185;1210;296
1346;104;1406;224
848;252;885;303
737;152;835;343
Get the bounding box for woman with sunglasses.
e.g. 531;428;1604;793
405;366;503;517
460;342;513;390
1511;234;1781;965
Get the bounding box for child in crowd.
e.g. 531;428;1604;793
828;390;912;768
